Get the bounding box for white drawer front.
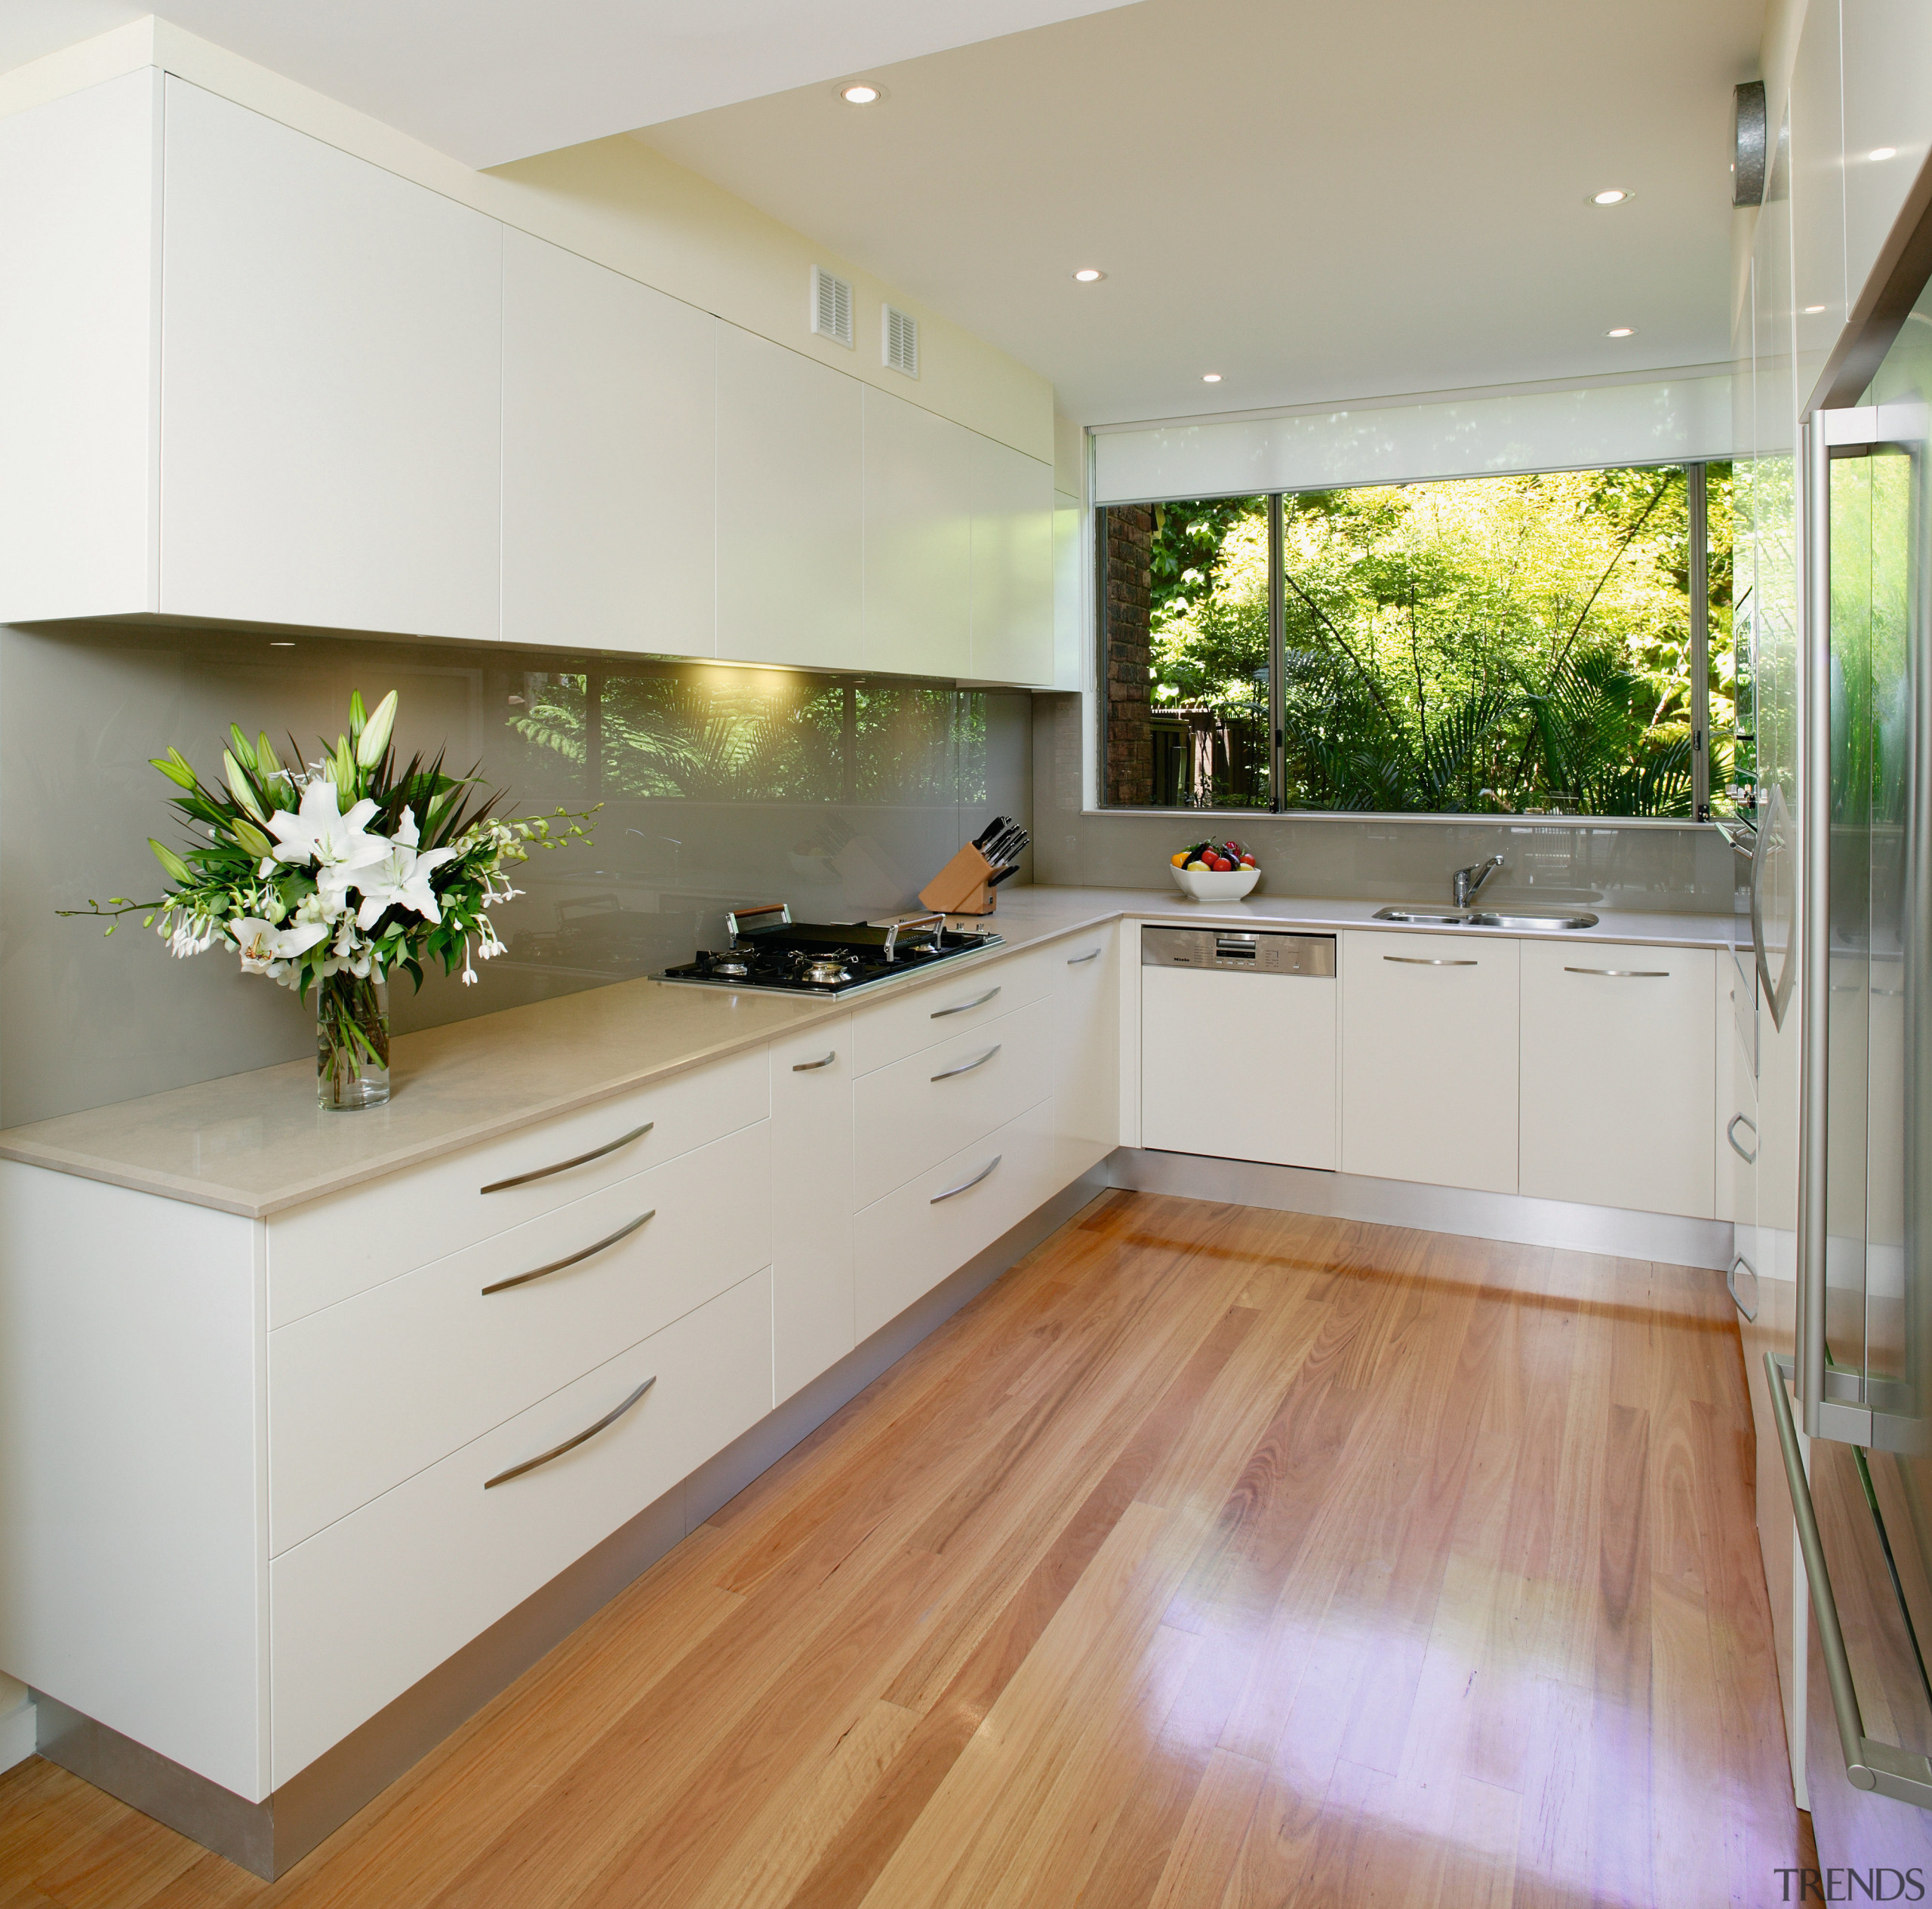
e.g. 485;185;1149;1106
849;943;1054;1076
854;1095;1054;1343
267;1047;768;1327
269;1122;771;1554
852;994;1054;1208
270;1267;773;1786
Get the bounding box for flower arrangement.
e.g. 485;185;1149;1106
66;691;596;1110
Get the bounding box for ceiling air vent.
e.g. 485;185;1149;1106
883;303;920;378
811;265;854;348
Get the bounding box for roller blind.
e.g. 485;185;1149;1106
1092;372;1738;504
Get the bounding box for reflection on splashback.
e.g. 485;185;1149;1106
0;624;1030;1126
1032;692;1732;910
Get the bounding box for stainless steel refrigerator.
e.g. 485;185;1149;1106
1770;268;1932;1869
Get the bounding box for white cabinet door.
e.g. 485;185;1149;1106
1340;931;1518;1193
1141;965;1337;1170
770;1020;856;1401
862;386;971;677
715;322;863;670
158;79;502;641
1843;0;1932;309
1789;0;1848;373
1051;488;1084;692
1518;943;1715;1218
0;69;158;624
968;434;1054;686
501;230;715;656
1054;928;1119;1182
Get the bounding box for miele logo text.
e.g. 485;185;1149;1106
1774;1869;1926;1901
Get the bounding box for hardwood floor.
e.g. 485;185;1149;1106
0;1190;1808;1907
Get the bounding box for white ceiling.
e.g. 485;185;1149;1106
0;1;1143;168
642;0;1764;425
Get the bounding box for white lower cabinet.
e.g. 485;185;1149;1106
1517;942;1715;1218
854;1097;1055;1342
269;1267;774;1785
770;1020;857;1404
852;995;1054;1208
1340;931;1520;1193
268;1122;772;1554
1054;928;1120;1181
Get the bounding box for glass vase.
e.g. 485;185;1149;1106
316;972;390;1111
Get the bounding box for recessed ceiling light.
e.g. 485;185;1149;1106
1870;146;1897;162
1072;267;1105;282
269;639;296;647
1590;188;1634;205
1201;372;1223;383
1804;303;1827;313
837;82;883;105
1605;327;1636;337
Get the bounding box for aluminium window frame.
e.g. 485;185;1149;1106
1096;460;1720;824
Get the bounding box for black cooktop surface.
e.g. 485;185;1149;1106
660;916;1002;998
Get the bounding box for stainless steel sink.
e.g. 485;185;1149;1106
1465;910;1599;930
1371;904;1599;931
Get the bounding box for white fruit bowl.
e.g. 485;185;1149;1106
1170;864;1261;901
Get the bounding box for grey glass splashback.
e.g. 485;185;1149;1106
0;623;1030;1126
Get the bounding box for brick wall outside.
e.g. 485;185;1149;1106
1103;504;1154;808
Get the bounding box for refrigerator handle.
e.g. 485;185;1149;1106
1764;1353;1932;1808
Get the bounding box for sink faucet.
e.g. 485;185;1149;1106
1451;854;1505;908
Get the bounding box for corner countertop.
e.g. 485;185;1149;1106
0;883;1733;1220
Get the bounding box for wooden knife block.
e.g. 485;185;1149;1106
920;842;999;916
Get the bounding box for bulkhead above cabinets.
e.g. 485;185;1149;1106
0;71;1056;687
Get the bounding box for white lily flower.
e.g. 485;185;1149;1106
353;808;457;929
266;780;387;886
229;916;328;976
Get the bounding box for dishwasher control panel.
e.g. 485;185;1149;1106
1140;925;1336;976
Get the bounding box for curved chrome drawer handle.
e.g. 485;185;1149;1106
792;1051;838;1072
1383;956;1478;967
931;986;1000;1018
481;1121;654;1195
1726;1112;1758;1164
484;1375;656;1489
1727;1254;1758;1322
1066;948;1102;965
931;1155;1001;1203
1564;965;1670;978
481;1210;654;1295
931;1044;1001;1082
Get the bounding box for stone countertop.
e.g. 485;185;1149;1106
0;883;1732;1219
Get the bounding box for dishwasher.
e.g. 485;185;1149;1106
1140;925;1337;1169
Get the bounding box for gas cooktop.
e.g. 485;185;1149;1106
659;904;1003;999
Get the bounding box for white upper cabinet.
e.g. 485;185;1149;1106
715;322;864;671
158;79;502;641
861;386;971;677
0;70;158;625
967;434;1055;686
1788;0;1848;374
501;230;715;656
1843;0;1932;309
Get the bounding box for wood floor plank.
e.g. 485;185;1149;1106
0;1195;1807;1909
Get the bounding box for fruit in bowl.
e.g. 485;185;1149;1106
1169;839;1262;900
